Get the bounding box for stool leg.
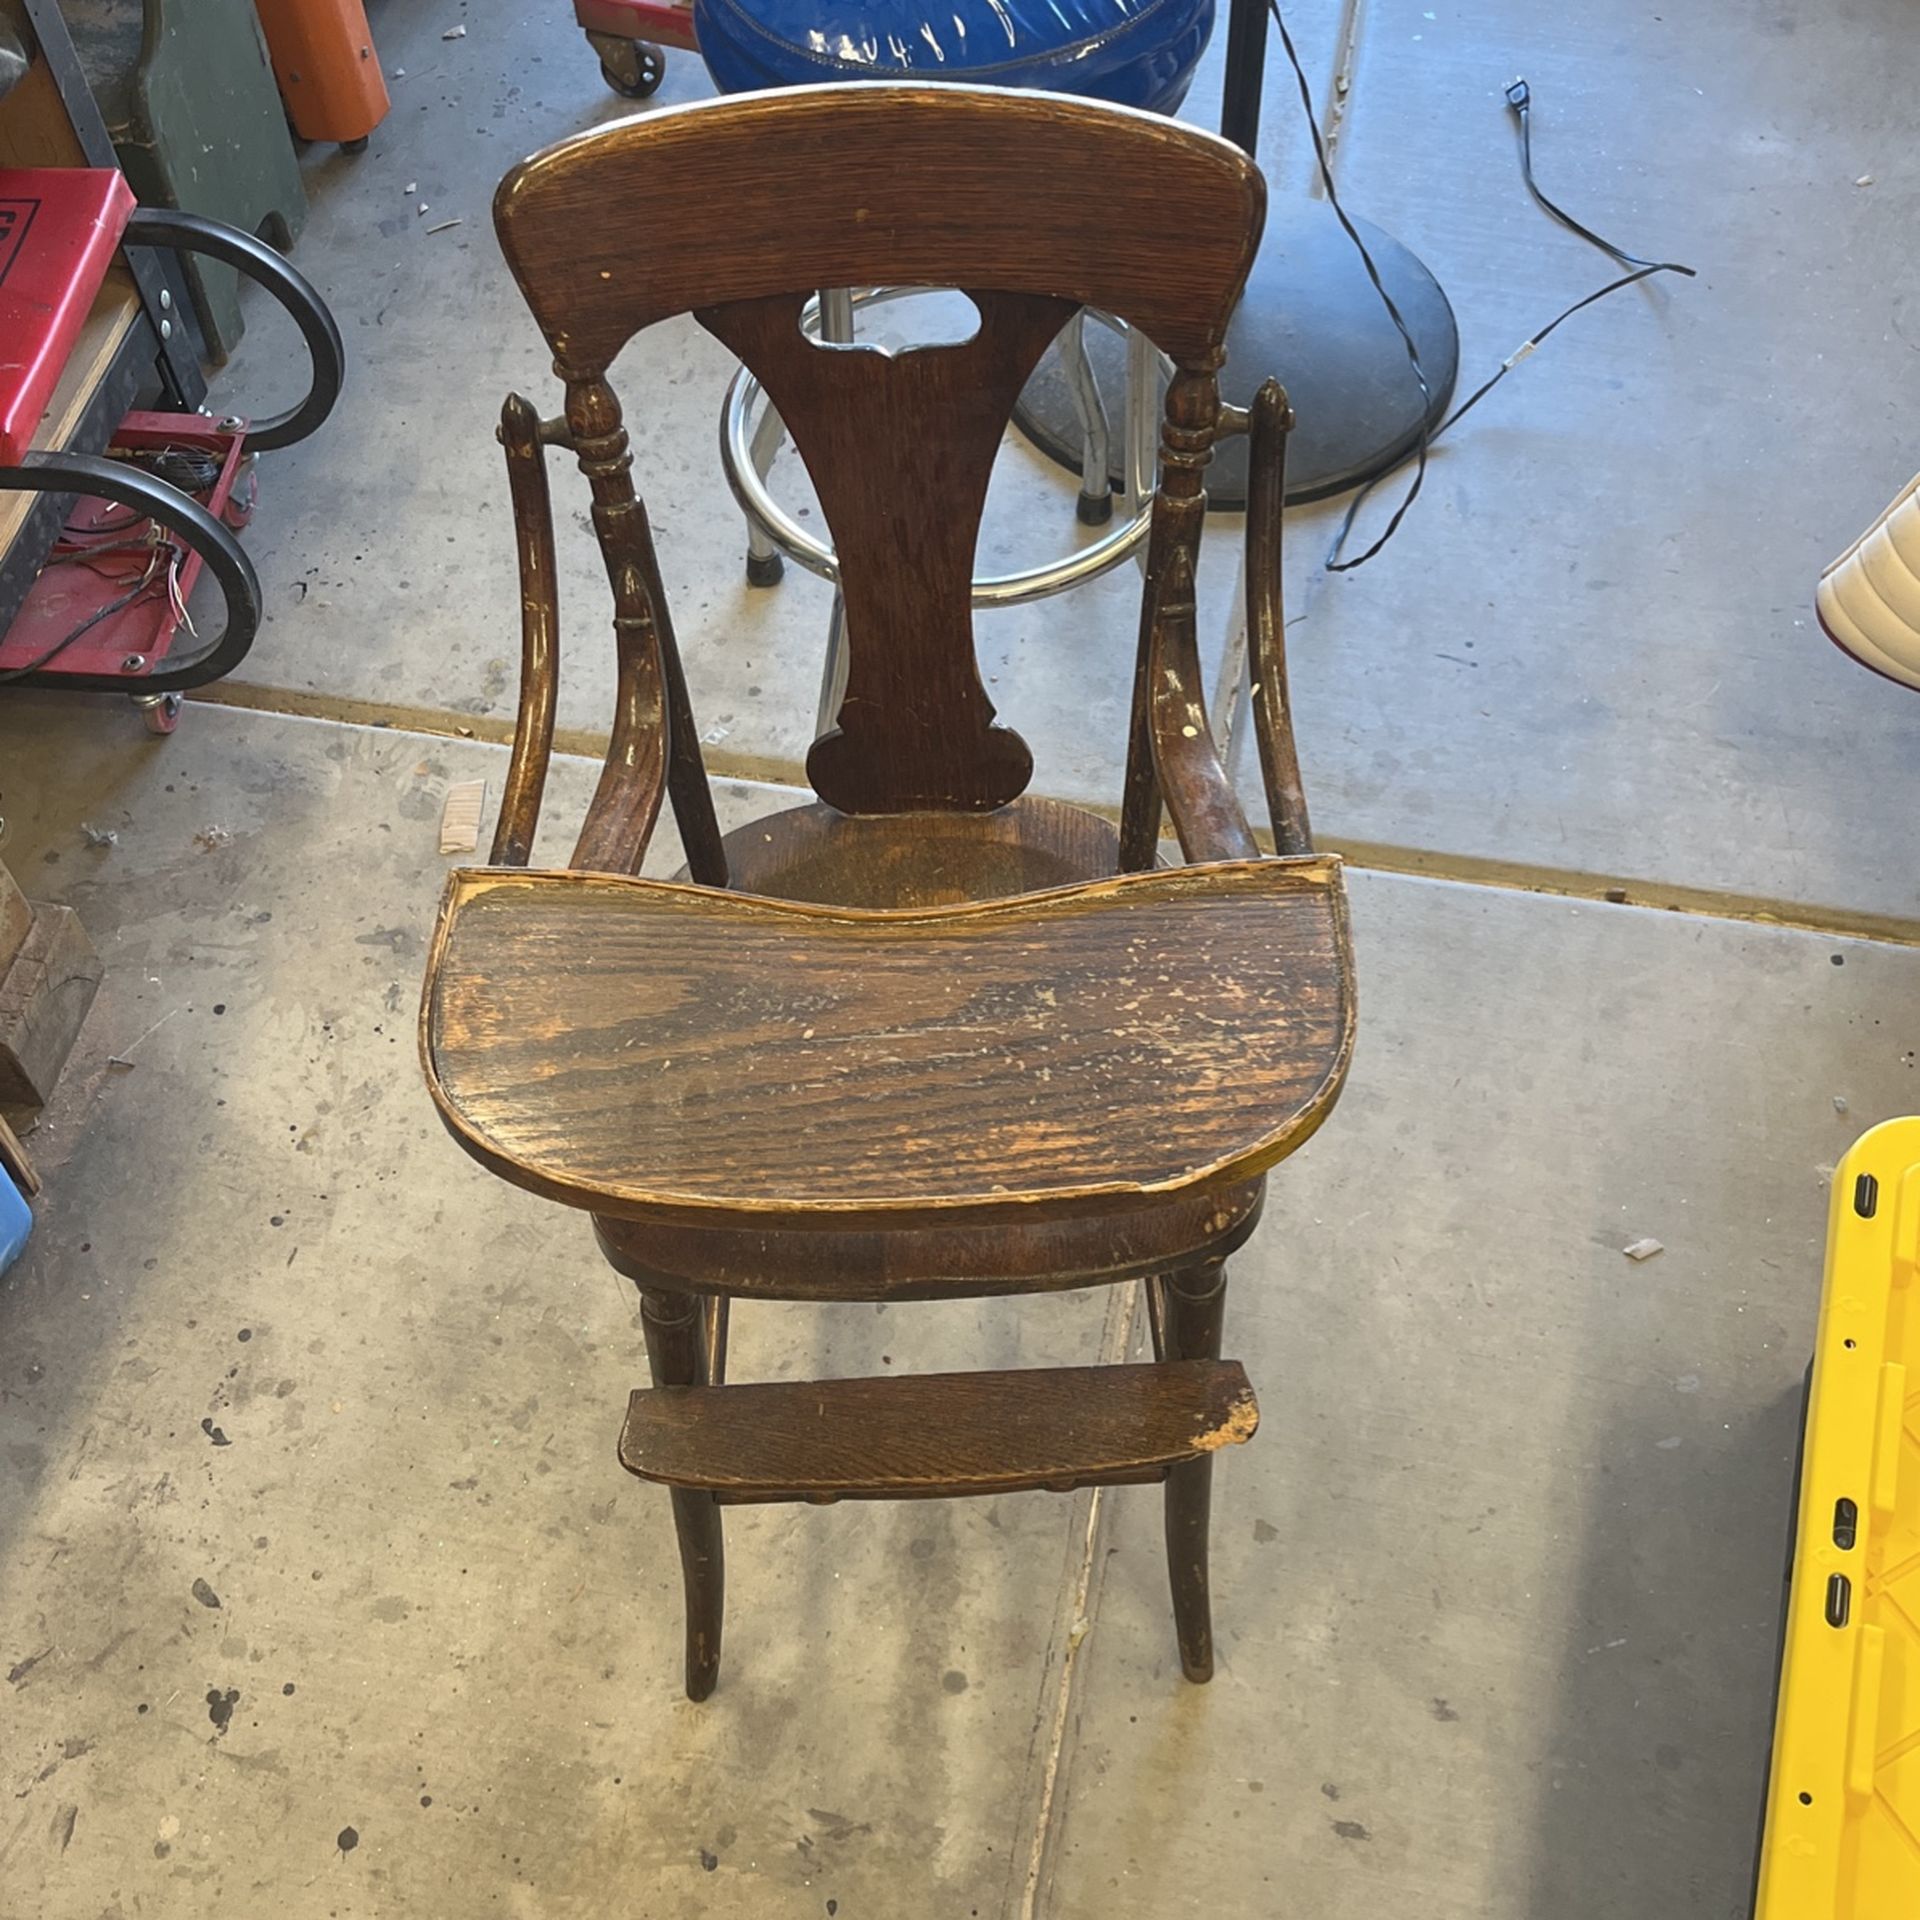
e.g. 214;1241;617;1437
639;1286;725;1700
1123;322;1160;530
812;289;858;733
815;593;850;738
1160;1260;1229;1682
1060;309;1114;527
743;401;788;587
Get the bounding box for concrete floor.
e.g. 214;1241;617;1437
3;0;1917;1911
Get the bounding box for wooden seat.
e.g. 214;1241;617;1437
421;85;1357;1699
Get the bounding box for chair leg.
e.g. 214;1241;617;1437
1159;1260;1229;1682
639;1286;726;1700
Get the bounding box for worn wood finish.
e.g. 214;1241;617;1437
702;290;1071;812
1160;1260;1230;1681
495;85;1263;372
490;395;558;868
706;795;1122;909
423;857;1352;1228
1123;366;1226;868
639;1286;724;1700
1246;379;1313;856
555;377;728;879
564;374;669;874
1146;546;1258;863
594;1177;1265;1303
619;1360;1259;1504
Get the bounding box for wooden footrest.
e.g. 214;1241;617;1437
618;1360;1259;1504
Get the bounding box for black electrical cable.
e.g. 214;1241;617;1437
5;440;227;682
1265;0;1432;569
119;444;226;494
68;448;226;542
0;567;165;683
1266;3;1696;568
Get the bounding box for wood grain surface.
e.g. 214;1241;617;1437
495;83;1263;373
594;1176;1264;1302
701;288;1069;813
423;856;1352;1227
618;1360;1260;1502
703;796;1123;909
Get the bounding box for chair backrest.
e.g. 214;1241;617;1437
494;84;1264;823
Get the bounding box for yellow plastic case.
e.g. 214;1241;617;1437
1756;1118;1920;1918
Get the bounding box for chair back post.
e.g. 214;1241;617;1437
1245;378;1313;857
1122;361;1260;867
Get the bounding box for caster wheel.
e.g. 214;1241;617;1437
587;30;664;99
341;135;370;155
222;457;259;531
745;548;784;589
140;693;183;736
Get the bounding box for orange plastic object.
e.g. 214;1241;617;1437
251;0;389;145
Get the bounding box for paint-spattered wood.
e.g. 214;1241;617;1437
423;856;1353;1228
619;1360;1260;1503
594;1177;1265;1303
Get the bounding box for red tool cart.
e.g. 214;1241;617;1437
575;0;697;98
0;0;342;733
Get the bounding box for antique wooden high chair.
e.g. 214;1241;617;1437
420;84;1356;1699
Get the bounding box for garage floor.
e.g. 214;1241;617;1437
2;0;1914;1913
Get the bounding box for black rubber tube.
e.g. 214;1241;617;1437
124;205;345;453
0;452;261;692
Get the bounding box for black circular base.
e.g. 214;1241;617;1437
1012;202;1459;511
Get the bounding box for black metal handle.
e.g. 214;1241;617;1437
124;206;345;453
0;453;261;693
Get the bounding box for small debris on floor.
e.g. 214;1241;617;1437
443;23;468;37
195;824;231;850
79;823;116;849
425;220;464;236
1624;1237;1664;1262
439;781;486;854
1834;1095;1849;1113
404;181;418;195
108;1005;181;1068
